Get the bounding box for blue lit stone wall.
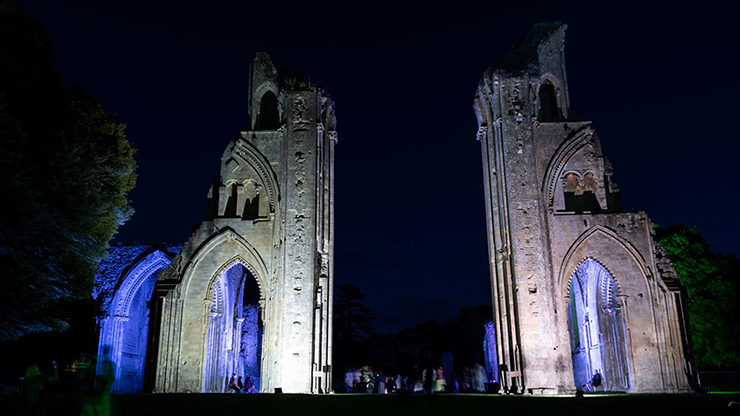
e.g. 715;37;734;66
94;244;176;393
240;304;262;391
483;321;498;382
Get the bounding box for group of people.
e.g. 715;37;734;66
341;361;497;396
342;363;492;395
228;374;256;393
418;365;446;394
342;366;405;394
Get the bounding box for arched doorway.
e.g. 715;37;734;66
567;259;630;391
203;262;263;393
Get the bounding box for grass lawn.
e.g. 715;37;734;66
2;392;739;416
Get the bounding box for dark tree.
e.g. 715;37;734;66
334;283;375;343
332;283;375;383
657;225;740;370
0;0;137;341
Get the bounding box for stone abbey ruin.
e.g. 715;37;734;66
474;22;692;393
95;53;336;394
92;23;692;394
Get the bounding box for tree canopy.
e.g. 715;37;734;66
657;225;740;370
0;0;137;341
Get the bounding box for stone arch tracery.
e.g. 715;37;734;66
230;139;279;216
542;124;601;210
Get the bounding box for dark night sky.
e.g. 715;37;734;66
17;1;740;333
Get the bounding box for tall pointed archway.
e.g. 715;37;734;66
95;249;172;393
567;259;630;391
203;262;263;393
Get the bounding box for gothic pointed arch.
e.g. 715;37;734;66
202;256;265;393
566;258;631;391
251;80;279;131
255;90;279;130
179;227;270;301
559;225;651;300
205;254;267;313
537;79;559;122
110;250;172;317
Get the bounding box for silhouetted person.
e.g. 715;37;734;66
421;365;436;403
586;370;602;392
237;376;245;393
21;360;58;416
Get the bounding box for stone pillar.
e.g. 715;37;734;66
235;184;246;218
278;91;319;393
233;317;244;378
205;312;222;392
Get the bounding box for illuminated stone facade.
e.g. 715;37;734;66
474;23;693;393
151;53;336;394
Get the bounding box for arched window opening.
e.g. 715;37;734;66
255;91;279;130
566;259;630;392
204;263;263;393
538;82;560;122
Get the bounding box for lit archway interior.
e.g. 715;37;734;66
116;276;156;392
567;259;630;391
204;263;263;393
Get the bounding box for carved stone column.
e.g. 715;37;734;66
97;315;128;392
206;312;222;392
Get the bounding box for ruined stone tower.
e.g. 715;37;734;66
474;23;692;393
151;53;336;393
